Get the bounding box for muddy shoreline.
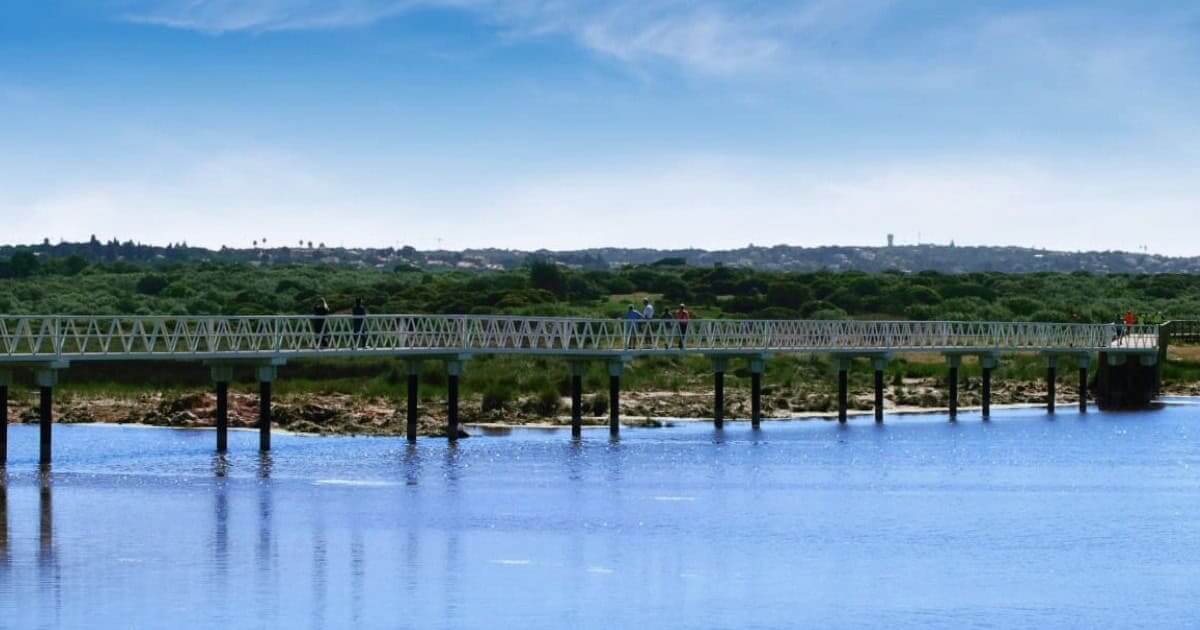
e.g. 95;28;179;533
6;376;1193;437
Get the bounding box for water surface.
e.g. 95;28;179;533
1;404;1198;629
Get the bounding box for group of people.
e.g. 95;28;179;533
310;297;369;348
624;298;691;349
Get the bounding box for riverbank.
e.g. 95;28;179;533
6;375;1188;437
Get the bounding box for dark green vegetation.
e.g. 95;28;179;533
0;257;1194;323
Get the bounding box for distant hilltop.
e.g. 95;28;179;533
2;238;1197;274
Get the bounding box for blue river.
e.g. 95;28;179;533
0;402;1198;629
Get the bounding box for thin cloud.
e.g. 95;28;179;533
119;0;426;33
117;0;890;74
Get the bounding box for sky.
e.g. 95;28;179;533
2;1;1198;254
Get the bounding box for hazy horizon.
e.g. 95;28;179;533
3;2;1198;254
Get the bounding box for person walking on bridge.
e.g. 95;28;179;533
624;304;642;349
312;298;330;348
352;297;368;348
674;303;690;349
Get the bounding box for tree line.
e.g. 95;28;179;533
0;255;1193;323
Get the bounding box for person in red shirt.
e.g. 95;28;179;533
674;304;691;349
1123;311;1136;329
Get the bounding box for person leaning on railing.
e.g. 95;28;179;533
311;298;330;348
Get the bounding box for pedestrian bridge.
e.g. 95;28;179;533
0;315;1163;465
0;315;1161;361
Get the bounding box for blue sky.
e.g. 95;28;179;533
2;1;1198;253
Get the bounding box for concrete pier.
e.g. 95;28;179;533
256;365;276;452
36;369;56;465
1046;356;1057;414
873;357;887;423
946;356;960;421
608;360;623;436
1078;355;1089;413
211;365;233;452
836;357;849;423
981;354;997;419
446;360;463;441
750;357;765;429
406;361;420;442
569;363;585;439
712;358;726;429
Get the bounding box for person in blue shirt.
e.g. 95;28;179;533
624;304;642;349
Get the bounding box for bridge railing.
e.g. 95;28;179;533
0;315;1159;360
1162;320;1200;344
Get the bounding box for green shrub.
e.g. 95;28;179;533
587;392;608;416
482;383;514;413
534;388;562;416
135;274;169;296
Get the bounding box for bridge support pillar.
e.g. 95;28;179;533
1045;355;1057;415
210;365;233;452
980;355;997;419
872;357;887;423
256;365;277;452
446;359;464;441
946;355;961;421
569;362;586;439
35;368;58;466
608;360;624;437
1078;355;1090;413
749;357;765;429
0;369;9;466
711;357;727;429
405;361;420;442
836;357;849;423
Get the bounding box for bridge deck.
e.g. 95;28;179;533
0;315;1159;364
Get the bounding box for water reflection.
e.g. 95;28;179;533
0;472;7;565
0;413;1194;629
257;452;273;480
212;453;229;478
256;453;277;625
441;442;462;487
402;443;422;486
38;467;61;627
565;440;584;482
39;468;54;561
311;510;327;630
350;528;365;627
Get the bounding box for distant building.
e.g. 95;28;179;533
887;234;894;247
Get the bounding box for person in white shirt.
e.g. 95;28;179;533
641;298;655;346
